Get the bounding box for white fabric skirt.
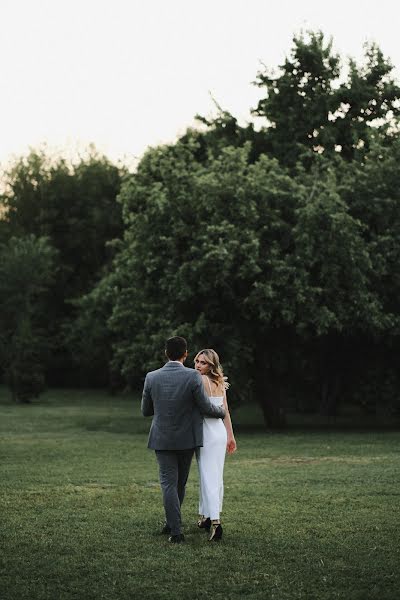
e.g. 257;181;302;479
197;400;227;520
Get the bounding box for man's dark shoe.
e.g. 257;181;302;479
161;523;171;535
168;533;185;543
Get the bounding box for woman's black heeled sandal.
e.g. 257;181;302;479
197;516;211;531
208;523;223;541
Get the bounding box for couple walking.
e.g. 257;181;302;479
141;336;236;543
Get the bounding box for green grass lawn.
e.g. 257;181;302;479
0;387;399;600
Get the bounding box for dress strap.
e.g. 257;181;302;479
205;376;213;396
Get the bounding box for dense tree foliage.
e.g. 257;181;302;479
65;33;400;426
1;32;399;423
80;134;399;425
254;31;341;167
2;149;124;297
0;236;57;401
179;33;400;174
0;149;125;391
197;32;400;170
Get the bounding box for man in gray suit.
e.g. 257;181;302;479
141;336;225;543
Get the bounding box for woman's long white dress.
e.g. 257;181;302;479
197;377;227;520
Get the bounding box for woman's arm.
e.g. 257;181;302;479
222;390;237;454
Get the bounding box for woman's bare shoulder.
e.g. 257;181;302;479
209;377;224;395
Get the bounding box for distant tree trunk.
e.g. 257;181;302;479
259;381;287;428
254;347;287;429
318;335;343;416
319;372;342;416
10;372;17;403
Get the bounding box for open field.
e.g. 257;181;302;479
1;388;399;600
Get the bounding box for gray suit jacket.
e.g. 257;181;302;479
141;361;226;450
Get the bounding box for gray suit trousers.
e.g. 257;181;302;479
155;448;194;536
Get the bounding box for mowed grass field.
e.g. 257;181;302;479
0;388;399;600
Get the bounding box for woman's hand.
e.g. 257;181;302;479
227;435;237;454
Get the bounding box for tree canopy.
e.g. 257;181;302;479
0;235;57;401
1;32;399;424
0;148;125;388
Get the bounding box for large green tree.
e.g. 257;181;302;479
82;136;394;426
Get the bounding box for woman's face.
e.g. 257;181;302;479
195;353;210;375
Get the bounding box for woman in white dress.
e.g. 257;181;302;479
194;349;237;541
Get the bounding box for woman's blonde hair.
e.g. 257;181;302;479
194;348;229;390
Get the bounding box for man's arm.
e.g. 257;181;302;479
141;374;154;417
192;371;226;419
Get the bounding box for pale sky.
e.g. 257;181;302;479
1;0;399;168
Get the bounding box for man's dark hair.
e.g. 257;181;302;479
165;336;187;361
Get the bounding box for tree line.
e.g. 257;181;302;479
1;32;399;426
